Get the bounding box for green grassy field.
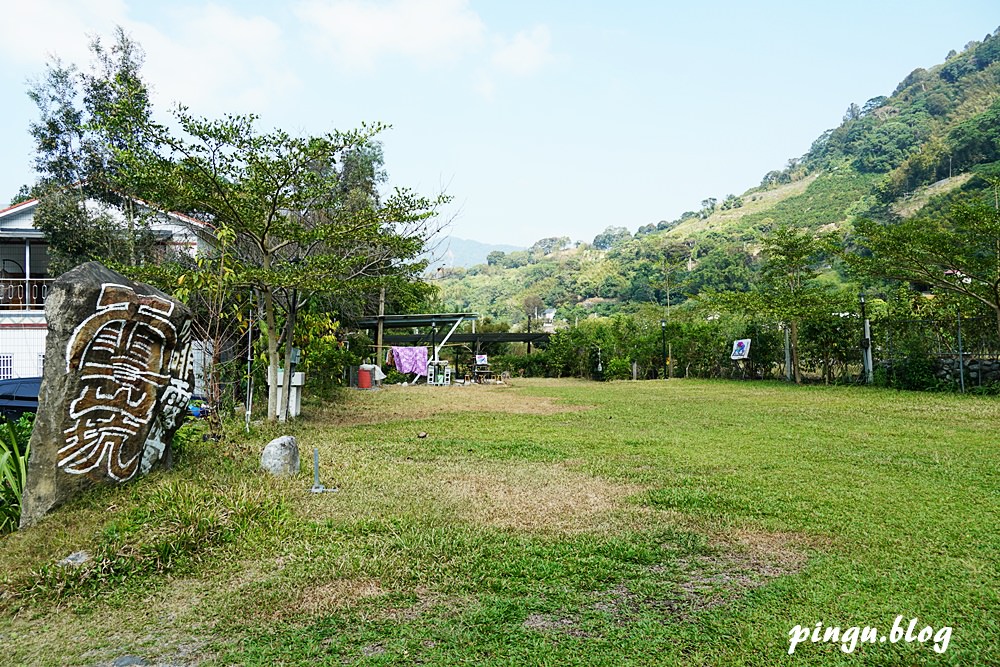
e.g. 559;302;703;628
1;379;997;666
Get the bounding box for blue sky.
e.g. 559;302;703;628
1;1;997;247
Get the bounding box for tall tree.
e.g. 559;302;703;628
758;226;830;383
711;226;829;383
27;59;85;187
27;27;159;271
592;226;631;250
139;110;446;420
850;200;1000;335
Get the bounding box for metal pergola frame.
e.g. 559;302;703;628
357;312;479;362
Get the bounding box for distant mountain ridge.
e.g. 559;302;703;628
426;236;523;269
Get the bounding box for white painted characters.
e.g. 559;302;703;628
57;284;192;482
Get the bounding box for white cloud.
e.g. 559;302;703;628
0;1;296;119
0;0;129;67
490;25;553;76
294;0;485;70
135;4;296;115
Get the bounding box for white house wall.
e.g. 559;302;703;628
0;198;210;386
0;314;46;379
0;203;36;231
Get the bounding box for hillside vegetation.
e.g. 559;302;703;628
437;28;1000;327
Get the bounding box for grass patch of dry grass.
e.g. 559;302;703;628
309;382;589;427
2;378;998;665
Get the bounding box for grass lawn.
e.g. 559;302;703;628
1;378;997;665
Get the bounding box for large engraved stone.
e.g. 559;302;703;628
20;262;194;527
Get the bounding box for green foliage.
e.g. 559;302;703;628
297;313;366;395
0;414;33;534
880;355;940;391
719;168;878;238
169;419;204;462
712;225;835;383
530;236;570;255
28;29;162;272
720;193;743;210
32;188;159;277
603;356;632;381
8;185;33;207
948;97;1000;174
592;226;631;250
849;201;1000;336
150;111;443;420
488;351;551;378
26;32;442;422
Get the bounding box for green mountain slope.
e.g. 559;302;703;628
437;28;1000;324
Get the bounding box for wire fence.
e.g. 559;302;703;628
872;316;1000;392
727;315;1000;392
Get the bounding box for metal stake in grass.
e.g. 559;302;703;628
310;447;337;493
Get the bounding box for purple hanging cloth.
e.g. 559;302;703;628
392;346;428;377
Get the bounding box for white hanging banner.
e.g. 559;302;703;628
730;339;751;360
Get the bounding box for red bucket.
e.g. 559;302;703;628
358;368;372;389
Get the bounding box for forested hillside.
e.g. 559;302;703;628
435;28;1000;329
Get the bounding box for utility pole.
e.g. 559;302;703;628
784;326;793;382
527;313;532;355
860;295;873;384
375;286;386;367
660;319;667;380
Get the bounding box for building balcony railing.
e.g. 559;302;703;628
0;278;53;311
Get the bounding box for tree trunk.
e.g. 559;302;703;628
264;288;279;421
278;303;295;422
790;320;802;384
208;340;223;434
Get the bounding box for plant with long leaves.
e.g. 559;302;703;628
0;417;32;533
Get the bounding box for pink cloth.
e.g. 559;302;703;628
392;346;428;377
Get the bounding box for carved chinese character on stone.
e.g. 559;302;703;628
21;263;195;527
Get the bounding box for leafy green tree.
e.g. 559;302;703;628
592;226;631;250
530;236;569;255
712;226;830;383
27;59;85;187
758;226;832;383
720;193;743;210
9;186;32;207
850;201;1000;336
861;96;889;116
27;28;160;269
32;188;156;275
699;198;717;218
523;295;545;319
948;97;1000;174
140;111;446;420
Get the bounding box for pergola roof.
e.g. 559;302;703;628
356;313;479;329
